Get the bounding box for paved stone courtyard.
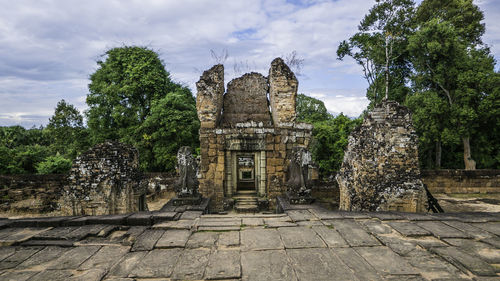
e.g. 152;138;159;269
0;207;499;280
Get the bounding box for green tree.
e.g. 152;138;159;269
136;88;200;171
408;0;495;169
296;94;330;123
46;99;87;158
36;155;72;174
337;0;415;106
86;46;175;143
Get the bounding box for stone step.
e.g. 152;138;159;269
233;196;258;200
236;190;257;195
235;204;259;213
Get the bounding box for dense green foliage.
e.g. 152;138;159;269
0;46;200;174
338;0;500;170
296;94;361;176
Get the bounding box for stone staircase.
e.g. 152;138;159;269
233;191;259;213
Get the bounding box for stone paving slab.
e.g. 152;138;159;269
327;219;381;247
241;250;297;281
0;209;499;280
241;228;283;251
278;226;326;249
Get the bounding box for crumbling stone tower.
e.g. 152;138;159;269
60;141;147;216
196;58;314;212
336;101;427;212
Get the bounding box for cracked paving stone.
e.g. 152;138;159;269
241;250;297;281
152;220;195;230
0;270;38;281
79;246;130;270
198;218;242;227
312;225;348;247
0;246;16;261
107;251;148;277
29;269;73;281
442;221;495;239
473;222;500;236
370;212;404;220
155;229;191;248
361;219;393;234
186;231;218;248
69;269;107;281
64;225;107;240
171;248;211;280
287;248;358;280
287;210;315;222
128;248;183;278
355;246;419;275
308;209;345;220
328;219;380;247
416;221;471;239
198;226;241;231
387;221;432;237
0;228;51;245
17;246;68;269
376;235;420;256
131;229;164;251
404;248;469;280
217;231;239;247
278;226;326;249
180;211;203;220
296;220;323;226
48;245;101;269
241;228;283;251
263;220;297;228
444;238;500;264
430;246;498;276
33;226;78;240
335;247;384;281
242;217;264;226
204;249;241;280
0;246;42;270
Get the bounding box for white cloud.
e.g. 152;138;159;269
0;0;498;126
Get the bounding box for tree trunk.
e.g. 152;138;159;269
462;136;476;170
435;140;441;169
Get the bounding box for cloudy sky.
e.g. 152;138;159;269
1;0;499;127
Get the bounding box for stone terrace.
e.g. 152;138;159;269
0;208;499;280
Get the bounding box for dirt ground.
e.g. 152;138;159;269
434;193;500;213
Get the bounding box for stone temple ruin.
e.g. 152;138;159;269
336;100;427;212
196;58;316;212
60;141;147;216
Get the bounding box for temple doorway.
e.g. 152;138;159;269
237;155;255;191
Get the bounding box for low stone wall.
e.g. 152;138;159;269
0;174;66;213
0;172;176;214
422;169;500;194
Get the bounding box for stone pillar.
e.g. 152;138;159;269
260;151;266;196
196;64;224;129
268;58;298;125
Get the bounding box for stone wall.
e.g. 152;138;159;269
0;172;176;214
0;174;66;213
422;169;500;194
337;101;427;212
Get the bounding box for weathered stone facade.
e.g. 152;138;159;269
60;141;147;216
197;58;315;212
337;101;427;212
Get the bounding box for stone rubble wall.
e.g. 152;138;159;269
0;174;66;213
422;169;500;194
196;64;225;129
269;58;298;124
61;141;147;216
336;101;427;212
222;73;272;126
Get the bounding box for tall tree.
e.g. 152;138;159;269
46;99;86;158
296;93;330;123
408;0;494;170
337;0;415;106
86;46;175;143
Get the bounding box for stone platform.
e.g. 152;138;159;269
0;207;499;280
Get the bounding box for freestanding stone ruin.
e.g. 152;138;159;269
336;101;427;212
196;58;315;212
60;141;147;216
